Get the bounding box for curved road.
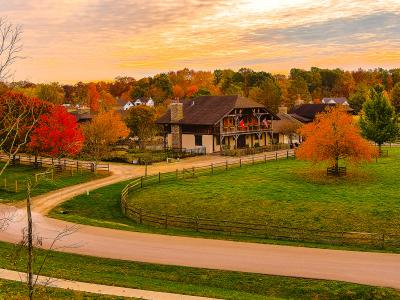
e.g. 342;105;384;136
0;152;400;290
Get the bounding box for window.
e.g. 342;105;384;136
195;135;202;146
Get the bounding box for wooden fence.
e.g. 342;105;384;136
0;154;109;173
120;150;400;249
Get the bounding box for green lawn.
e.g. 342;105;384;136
51;147;400;251
0;163;107;202
0;241;398;300
127;148;400;235
0;278;125;299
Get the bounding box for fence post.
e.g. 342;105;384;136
192;167;195;178
140;176;143;188
165;214;168;229
264;154;267;163
158;172;161;183
239;159;242;167
51;169;54;181
275;152;278;160
211;163;214;174
15;180;18;193
139;208;143;224
176;169;178;179
195;216;199;232
225;160;228;171
76;161;79;171
287;150;289;159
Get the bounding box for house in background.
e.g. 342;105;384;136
290;103;354;123
157;95;279;154
133;97;155;107
321;97;349;105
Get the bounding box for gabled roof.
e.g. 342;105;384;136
157;95;276;126
290;103;353;123
272;113;303;133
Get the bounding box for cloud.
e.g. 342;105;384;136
3;0;400;82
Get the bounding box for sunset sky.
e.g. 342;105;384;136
3;0;400;83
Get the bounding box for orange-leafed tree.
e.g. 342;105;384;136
87;82;100;113
172;84;185;100
83;110;130;162
296;106;378;175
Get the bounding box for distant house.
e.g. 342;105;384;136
321;97;349;105
123;101;134;111
290;104;354;123
157;95;278;153
133;97;154;107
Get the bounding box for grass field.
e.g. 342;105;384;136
128;147;400;234
0;241;398;300
0;163;107;202
0;278;124;299
51;147;400;251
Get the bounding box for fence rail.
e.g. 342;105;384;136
0;154;109;173
120;149;400;249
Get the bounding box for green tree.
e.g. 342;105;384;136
288;77;311;106
348;84;370;114
36;82;65;104
360;87;399;151
126;106;158;149
390;82;400;112
249;78;281;113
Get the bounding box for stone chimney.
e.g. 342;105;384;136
278;106;288;114
170;102;183;149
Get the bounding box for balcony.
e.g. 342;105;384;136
219;125;272;135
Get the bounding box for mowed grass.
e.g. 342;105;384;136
129;147;400;234
0;241;399;300
0;278;125;299
0;163;107;202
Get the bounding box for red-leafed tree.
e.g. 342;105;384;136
87;83;100;113
28;106;84;159
0;92;51;175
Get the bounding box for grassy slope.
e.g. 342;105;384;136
0;278;125;299
50;147;400;251
0;241;398;300
0;163;106;202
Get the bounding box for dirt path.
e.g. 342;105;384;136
0;151;400;291
0;268;216;300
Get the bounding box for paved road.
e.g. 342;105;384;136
0;151;399;290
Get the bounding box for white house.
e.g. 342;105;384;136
123;101;134;111
133;97;155;107
321;97;349;106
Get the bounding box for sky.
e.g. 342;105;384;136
2;0;400;83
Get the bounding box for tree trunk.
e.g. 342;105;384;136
26;181;34;300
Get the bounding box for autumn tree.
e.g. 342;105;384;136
0;92;50;175
35;82;65;104
83;111;129;162
87;82;100;113
126;106;158;149
390;82;400;112
296;106;377;175
288;77;311;106
28;106;84;160
172;84;185;100
360;87;399;152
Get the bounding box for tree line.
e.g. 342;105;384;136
2;67;400;114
